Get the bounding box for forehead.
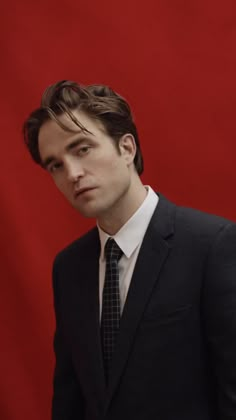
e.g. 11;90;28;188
39;109;104;141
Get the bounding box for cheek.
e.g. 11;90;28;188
53;176;69;196
98;154;125;175
103;163;129;191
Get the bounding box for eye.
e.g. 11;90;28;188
77;145;92;156
48;162;63;173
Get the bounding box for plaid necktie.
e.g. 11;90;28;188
101;238;123;384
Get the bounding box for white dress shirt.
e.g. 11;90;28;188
97;186;158;319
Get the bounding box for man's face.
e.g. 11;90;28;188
38;110;136;220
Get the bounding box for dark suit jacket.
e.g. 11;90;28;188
52;194;236;420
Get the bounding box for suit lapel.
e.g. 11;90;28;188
69;229;107;407
103;194;176;410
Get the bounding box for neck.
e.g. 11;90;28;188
98;179;147;235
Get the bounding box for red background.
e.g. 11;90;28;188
1;1;236;419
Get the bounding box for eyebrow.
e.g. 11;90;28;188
42;136;93;169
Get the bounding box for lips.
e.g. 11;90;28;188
74;187;96;198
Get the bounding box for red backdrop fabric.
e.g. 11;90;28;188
1;1;236;419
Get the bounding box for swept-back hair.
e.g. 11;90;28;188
23;80;144;174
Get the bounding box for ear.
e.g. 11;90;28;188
119;134;136;166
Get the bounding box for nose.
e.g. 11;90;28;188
66;159;85;182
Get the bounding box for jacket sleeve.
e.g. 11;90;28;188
204;223;236;419
52;258;85;420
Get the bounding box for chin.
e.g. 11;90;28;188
73;204;100;219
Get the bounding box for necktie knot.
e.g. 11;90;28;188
105;238;123;262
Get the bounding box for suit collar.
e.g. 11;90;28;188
153;192;175;239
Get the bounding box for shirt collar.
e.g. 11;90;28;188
98;186;158;260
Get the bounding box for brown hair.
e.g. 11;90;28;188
23;80;144;174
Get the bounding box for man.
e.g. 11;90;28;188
23;80;236;420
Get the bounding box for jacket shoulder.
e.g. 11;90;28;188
175;203;235;234
158;193;235;241
53;226;100;267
